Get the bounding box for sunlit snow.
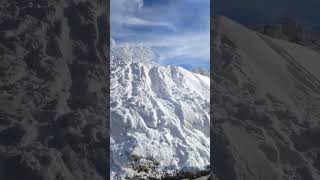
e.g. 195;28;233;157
110;39;210;179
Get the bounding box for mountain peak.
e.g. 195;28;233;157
110;42;210;179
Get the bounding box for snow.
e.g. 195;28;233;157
218;16;302;107
217;16;320;121
110;40;210;179
270;37;320;79
212;16;320;180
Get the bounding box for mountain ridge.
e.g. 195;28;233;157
110;41;210;179
212;16;320;180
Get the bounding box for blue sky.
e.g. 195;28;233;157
111;0;210;70
216;0;320;28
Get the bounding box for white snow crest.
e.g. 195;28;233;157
110;40;210;179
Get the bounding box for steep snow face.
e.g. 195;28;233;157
110;41;210;179
212;16;320;180
217;16;320;118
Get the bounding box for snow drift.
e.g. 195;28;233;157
212;16;320;180
110;41;210;179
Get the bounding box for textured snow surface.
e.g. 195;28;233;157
211;16;320;180
110;41;210;179
218;16;320;111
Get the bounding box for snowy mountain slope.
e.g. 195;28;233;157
252;20;320;52
218;16;320;119
0;1;108;180
110;42;210;179
212;16;320;180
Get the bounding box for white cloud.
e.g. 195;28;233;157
116;32;210;65
126;17;175;29
111;0;176;30
111;0;210;68
153;33;210;65
111;0;143;15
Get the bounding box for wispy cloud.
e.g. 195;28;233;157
111;0;210;69
121;16;176;30
141;32;209;65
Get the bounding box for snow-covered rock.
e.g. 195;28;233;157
110;43;210;179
